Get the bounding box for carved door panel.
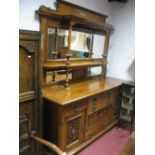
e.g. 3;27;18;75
63;112;85;151
19;30;41;155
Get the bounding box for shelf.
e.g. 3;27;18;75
122;96;134;105
120;113;131;122
43;58;107;70
121;103;133;111
120;82;135;127
122;81;135;87
123;93;135;98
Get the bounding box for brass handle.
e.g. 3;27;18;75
92;98;97;112
92;98;97;103
92;102;96;107
74;105;80;112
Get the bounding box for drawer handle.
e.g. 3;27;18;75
92;98;97;103
98;112;103;117
108;101;112;106
89;134;92;139
74;105;80;112
92;107;96;112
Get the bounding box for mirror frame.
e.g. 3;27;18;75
40;17;110;64
47;27;94;60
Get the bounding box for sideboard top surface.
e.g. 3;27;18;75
42;77;122;105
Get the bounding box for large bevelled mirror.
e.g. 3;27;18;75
47;27;105;60
64;30;93;58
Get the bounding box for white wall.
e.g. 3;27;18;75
19;0;113;30
19;0;135;81
107;0;135;81
19;0;55;30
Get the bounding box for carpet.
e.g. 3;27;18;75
76;127;135;155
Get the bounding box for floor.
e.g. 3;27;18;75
120;138;135;155
76;127;135;155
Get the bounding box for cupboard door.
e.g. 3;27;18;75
63;112;85;151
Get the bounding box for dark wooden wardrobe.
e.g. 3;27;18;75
19;30;42;155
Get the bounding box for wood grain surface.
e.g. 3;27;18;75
42;77;122;105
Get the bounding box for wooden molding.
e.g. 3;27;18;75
19;42;36;54
43;58;107;70
36;2;113;33
19;91;35;103
19;145;30;154
56;0;108;18
19;29;41;35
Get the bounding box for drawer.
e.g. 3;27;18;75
87;107;108;130
87;92;112;115
62;100;87;117
86;122;106;140
87;87;121;115
86;109;108;140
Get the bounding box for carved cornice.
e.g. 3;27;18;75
36;5;113;33
56;0;108;18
